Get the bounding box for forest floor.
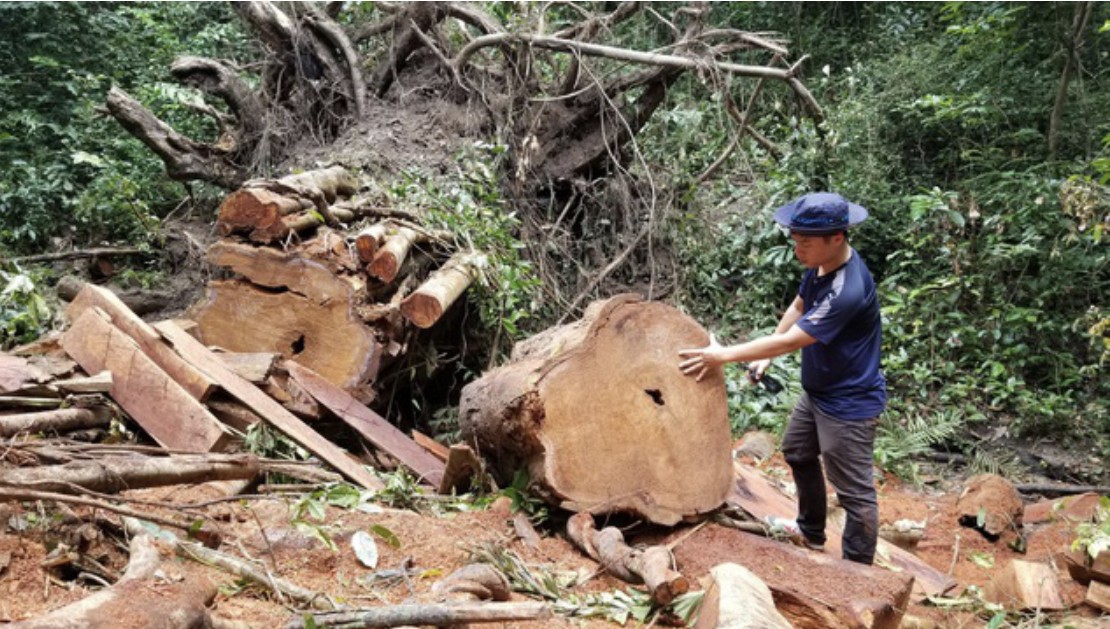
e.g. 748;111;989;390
0;444;1104;628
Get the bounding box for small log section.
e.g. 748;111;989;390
216;165;357;243
0;408;109;438
60;308;231;452
459;294;732;526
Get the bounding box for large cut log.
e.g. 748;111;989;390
566;512;689;604
60;308;231;452
459;295;732;526
10;534;217;629
400;251;480;328
207;240;357;304
190;279;380;392
154;320;383;490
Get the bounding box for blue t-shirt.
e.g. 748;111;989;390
795;249;886;420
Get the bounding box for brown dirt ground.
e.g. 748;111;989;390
1;453;1106;627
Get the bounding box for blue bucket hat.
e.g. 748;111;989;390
772;192;868;235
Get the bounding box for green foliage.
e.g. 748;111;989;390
384;142;542;361
243;422;308;461
0;3;250;254
0;265;53;348
665;1;1110;471
500;469;549;524
1072;496;1110;560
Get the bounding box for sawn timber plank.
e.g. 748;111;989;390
285;360;445;488
728;461;957;600
153;321;382;490
60;308;230;452
67;283;217;401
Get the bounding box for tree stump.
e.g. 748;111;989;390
459;295;731;525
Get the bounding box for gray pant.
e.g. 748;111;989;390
781;392;879;565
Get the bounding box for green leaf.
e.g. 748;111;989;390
968;551;994;568
370;524;401;549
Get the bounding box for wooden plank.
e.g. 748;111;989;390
728;462;957;600
153;321;382;490
67;283;217;401
284;360;444;487
413;430;451;462
0;354;48;393
1087;579;1110;613
985;559;1064;611
215;352;279;384
60;309;229;452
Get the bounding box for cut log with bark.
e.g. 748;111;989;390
354;223;389;264
0;453;260;494
459;294;732;526
368;226;420;283
0;408;109;438
567;512;689;605
60;308;232;452
216;166;358;242
287;601;552;629
400;251;480;328
9;534;217;629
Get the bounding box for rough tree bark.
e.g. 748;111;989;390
459;295;732;526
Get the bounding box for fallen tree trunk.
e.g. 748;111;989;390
0;408;109;438
9;534;217;629
0;453;260;494
566;512;688;605
287;601;551;629
459;294;732;526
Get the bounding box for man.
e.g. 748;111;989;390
678;192;886;565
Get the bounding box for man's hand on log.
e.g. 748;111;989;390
678;334;727;382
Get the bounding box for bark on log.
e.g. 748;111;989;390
0;408;109;438
354;223;389;263
368;226;420;283
287;601;551;629
400;251;479;328
459;295;732;526
0;453;260;494
566;512;689;604
9;534;217;629
216;166;357;241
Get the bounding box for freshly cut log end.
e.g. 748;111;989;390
400;252;479;329
460;295;731;525
216;188;305;240
190;279;380;392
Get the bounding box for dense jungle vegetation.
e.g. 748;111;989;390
1;2;1107;480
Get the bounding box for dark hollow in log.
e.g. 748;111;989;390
459;295;732;526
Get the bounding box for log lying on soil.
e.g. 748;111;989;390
368;226;419;283
10;534;217;629
287;602;551;629
400;251;480;328
459;295;732;525
0;408;109;438
567;512;688;604
0;453;260;494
